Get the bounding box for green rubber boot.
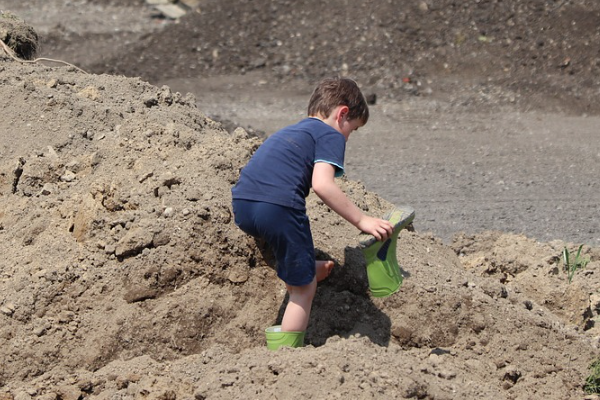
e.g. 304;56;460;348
265;325;305;350
358;206;415;298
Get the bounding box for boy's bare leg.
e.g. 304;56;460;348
281;279;317;332
316;260;334;282
279;261;331;331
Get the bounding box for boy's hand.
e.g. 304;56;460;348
357;216;393;242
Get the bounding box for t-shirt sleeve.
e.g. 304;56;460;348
314;132;346;177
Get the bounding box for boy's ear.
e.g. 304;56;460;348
336;105;349;122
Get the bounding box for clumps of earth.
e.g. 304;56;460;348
0;11;38;60
1;12;600;400
94;0;600;115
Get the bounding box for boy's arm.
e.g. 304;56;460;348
312;162;393;241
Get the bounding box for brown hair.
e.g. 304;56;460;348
307;77;369;125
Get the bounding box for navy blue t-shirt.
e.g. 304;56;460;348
231;117;346;211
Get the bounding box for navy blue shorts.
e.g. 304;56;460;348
232;199;315;286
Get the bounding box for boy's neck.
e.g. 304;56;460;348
308;111;337;128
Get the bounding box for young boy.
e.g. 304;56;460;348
231;77;393;336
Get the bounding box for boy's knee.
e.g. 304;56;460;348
286;279;317;299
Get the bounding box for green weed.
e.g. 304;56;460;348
584;358;600;394
562;245;590;283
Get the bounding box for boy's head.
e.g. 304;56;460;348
307;77;369;125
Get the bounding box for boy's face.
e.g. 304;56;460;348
339;118;364;142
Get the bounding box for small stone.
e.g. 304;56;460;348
143;95;158;107
60;170;76;182
590;293;600;315
0;302;16;316
115;228;154;258
123;287;158;303
438;369;457;380
14;392;32;400
155;4;187;19
33;326;47;337
55;386;81;400
180;0;201;9
40;183;56;195
105;244;116;255
503;365;522;384
228;265;249;283
515;343;528;351
138;172;153;183
152;231;171;247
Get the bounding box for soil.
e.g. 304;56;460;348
1;1;600;399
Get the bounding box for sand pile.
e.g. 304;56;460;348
1;13;600;400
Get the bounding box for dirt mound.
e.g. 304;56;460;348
1;54;600;398
2;6;600;400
